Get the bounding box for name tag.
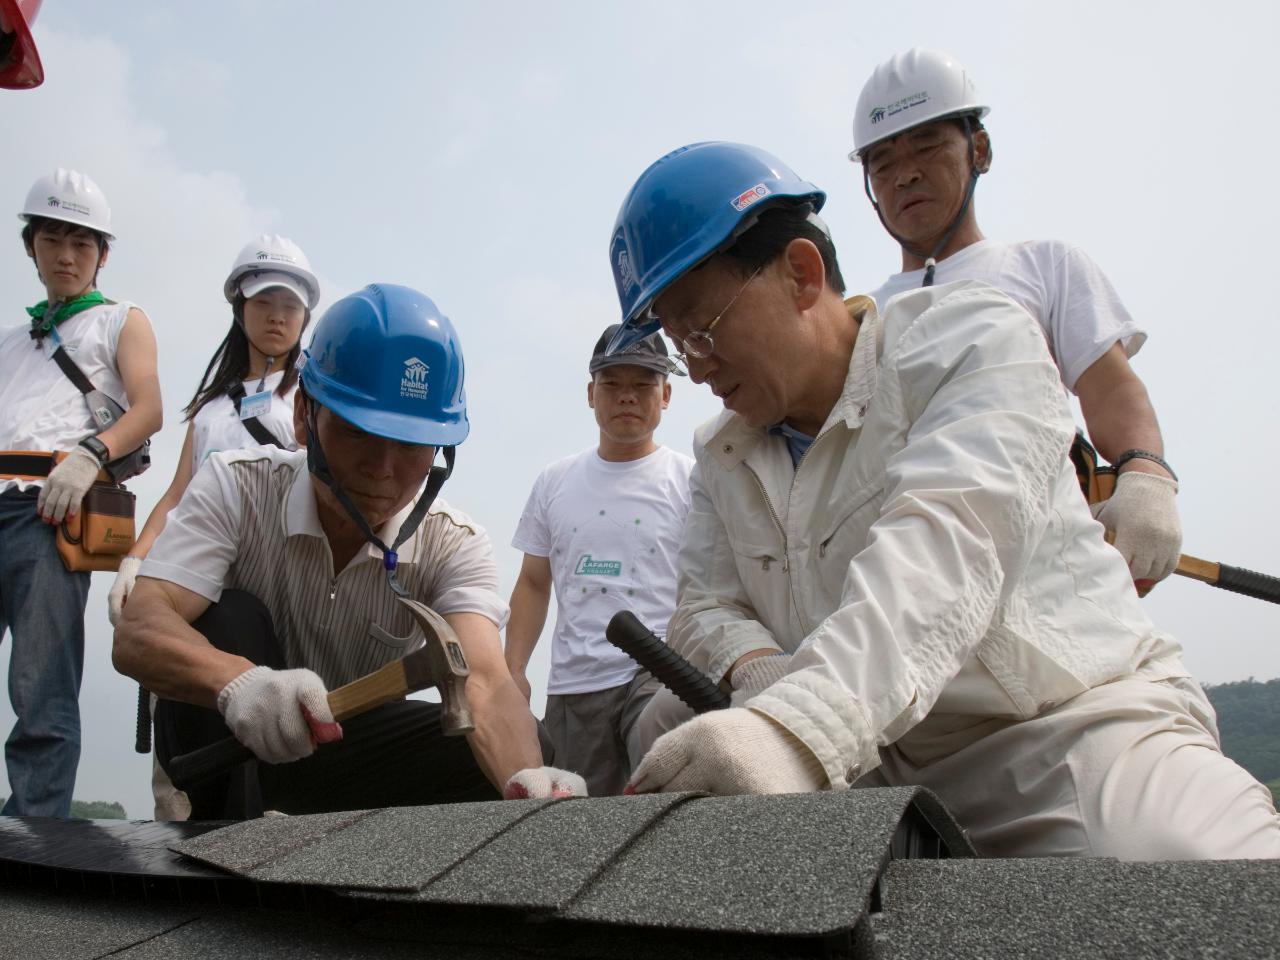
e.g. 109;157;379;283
239;390;272;420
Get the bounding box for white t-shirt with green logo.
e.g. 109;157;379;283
512;445;694;695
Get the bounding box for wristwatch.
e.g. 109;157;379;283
78;435;110;467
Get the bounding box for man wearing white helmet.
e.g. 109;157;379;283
852;48;1180;595
0;168;162;816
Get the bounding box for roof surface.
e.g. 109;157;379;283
1;787;1276;959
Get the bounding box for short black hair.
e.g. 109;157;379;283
21;215;111;257
718;201;846;295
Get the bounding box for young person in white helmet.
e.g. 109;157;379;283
0;168;162;816
114;284;583;818
107;234;319;820
852;48;1180;596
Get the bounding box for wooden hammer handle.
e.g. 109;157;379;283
167;658;417;791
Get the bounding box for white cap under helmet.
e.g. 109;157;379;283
850;47;989;161
19;168;114;239
223;233;320;309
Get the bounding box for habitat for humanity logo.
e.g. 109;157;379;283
575;554;622;577
47;195;91;216
869;90;929;125
616;248;637;293
400;356;430;400
730;182;771;212
255;250;298;265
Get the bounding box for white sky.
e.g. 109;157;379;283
1;1;1277;818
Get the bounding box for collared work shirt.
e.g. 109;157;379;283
142;447;507;688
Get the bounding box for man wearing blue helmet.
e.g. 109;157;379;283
115;284;581;816
612;143;1280;859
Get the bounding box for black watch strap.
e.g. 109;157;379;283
1112;448;1177;482
79;435;110;467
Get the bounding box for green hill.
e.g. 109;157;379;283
1204;678;1280;803
0;798;127;819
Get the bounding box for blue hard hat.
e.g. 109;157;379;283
299;283;469;447
607;141;825;354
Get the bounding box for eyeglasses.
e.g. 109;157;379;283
651;265;762;366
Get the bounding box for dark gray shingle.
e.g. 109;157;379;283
872;857;1280;959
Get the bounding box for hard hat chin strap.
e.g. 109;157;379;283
304;400;455;599
862;114;982;288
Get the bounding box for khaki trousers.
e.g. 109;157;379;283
634;676;1280;860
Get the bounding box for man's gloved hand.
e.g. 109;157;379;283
503;766;588;799
627;708;827;796
108;555;143;626
728;653;789;707
1093;471;1181;593
216;665;343;764
37;445;101;523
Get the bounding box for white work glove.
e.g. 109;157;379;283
216;665;343;764
108;556;143;626
1092;471;1181;592
728;653;790;707
503;766;589;799
627;708;827;796
37;445;101;523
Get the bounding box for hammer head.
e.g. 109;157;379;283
396;596;475;736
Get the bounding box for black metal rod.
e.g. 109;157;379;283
606;611;731;713
134;684;151;754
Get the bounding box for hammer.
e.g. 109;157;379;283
166;597;474;791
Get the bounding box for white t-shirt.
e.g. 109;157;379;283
0;300;141;493
142;447;508;689
868;239;1145;391
190;370;298;471
512;445;694;695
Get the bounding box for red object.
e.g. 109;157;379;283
0;0;43;90
301;704;344;746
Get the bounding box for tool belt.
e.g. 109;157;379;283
0;450;136;572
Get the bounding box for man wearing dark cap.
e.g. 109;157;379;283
503;327;693;795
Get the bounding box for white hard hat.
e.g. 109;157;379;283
19;167;114;239
224;234;320;309
850;47;989;161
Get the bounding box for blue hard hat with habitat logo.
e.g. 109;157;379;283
299;283;469;447
607;141;825;355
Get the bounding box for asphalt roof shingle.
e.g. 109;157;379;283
3;788;1277;959
871;857;1280;960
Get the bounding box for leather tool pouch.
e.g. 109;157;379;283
0;450;137;572
57;480;136;572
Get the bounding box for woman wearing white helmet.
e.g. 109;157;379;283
0;168;163;818
108;234;318;819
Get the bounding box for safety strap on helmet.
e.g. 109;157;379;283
303;399;455;599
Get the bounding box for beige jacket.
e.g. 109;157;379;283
670;280;1186;789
